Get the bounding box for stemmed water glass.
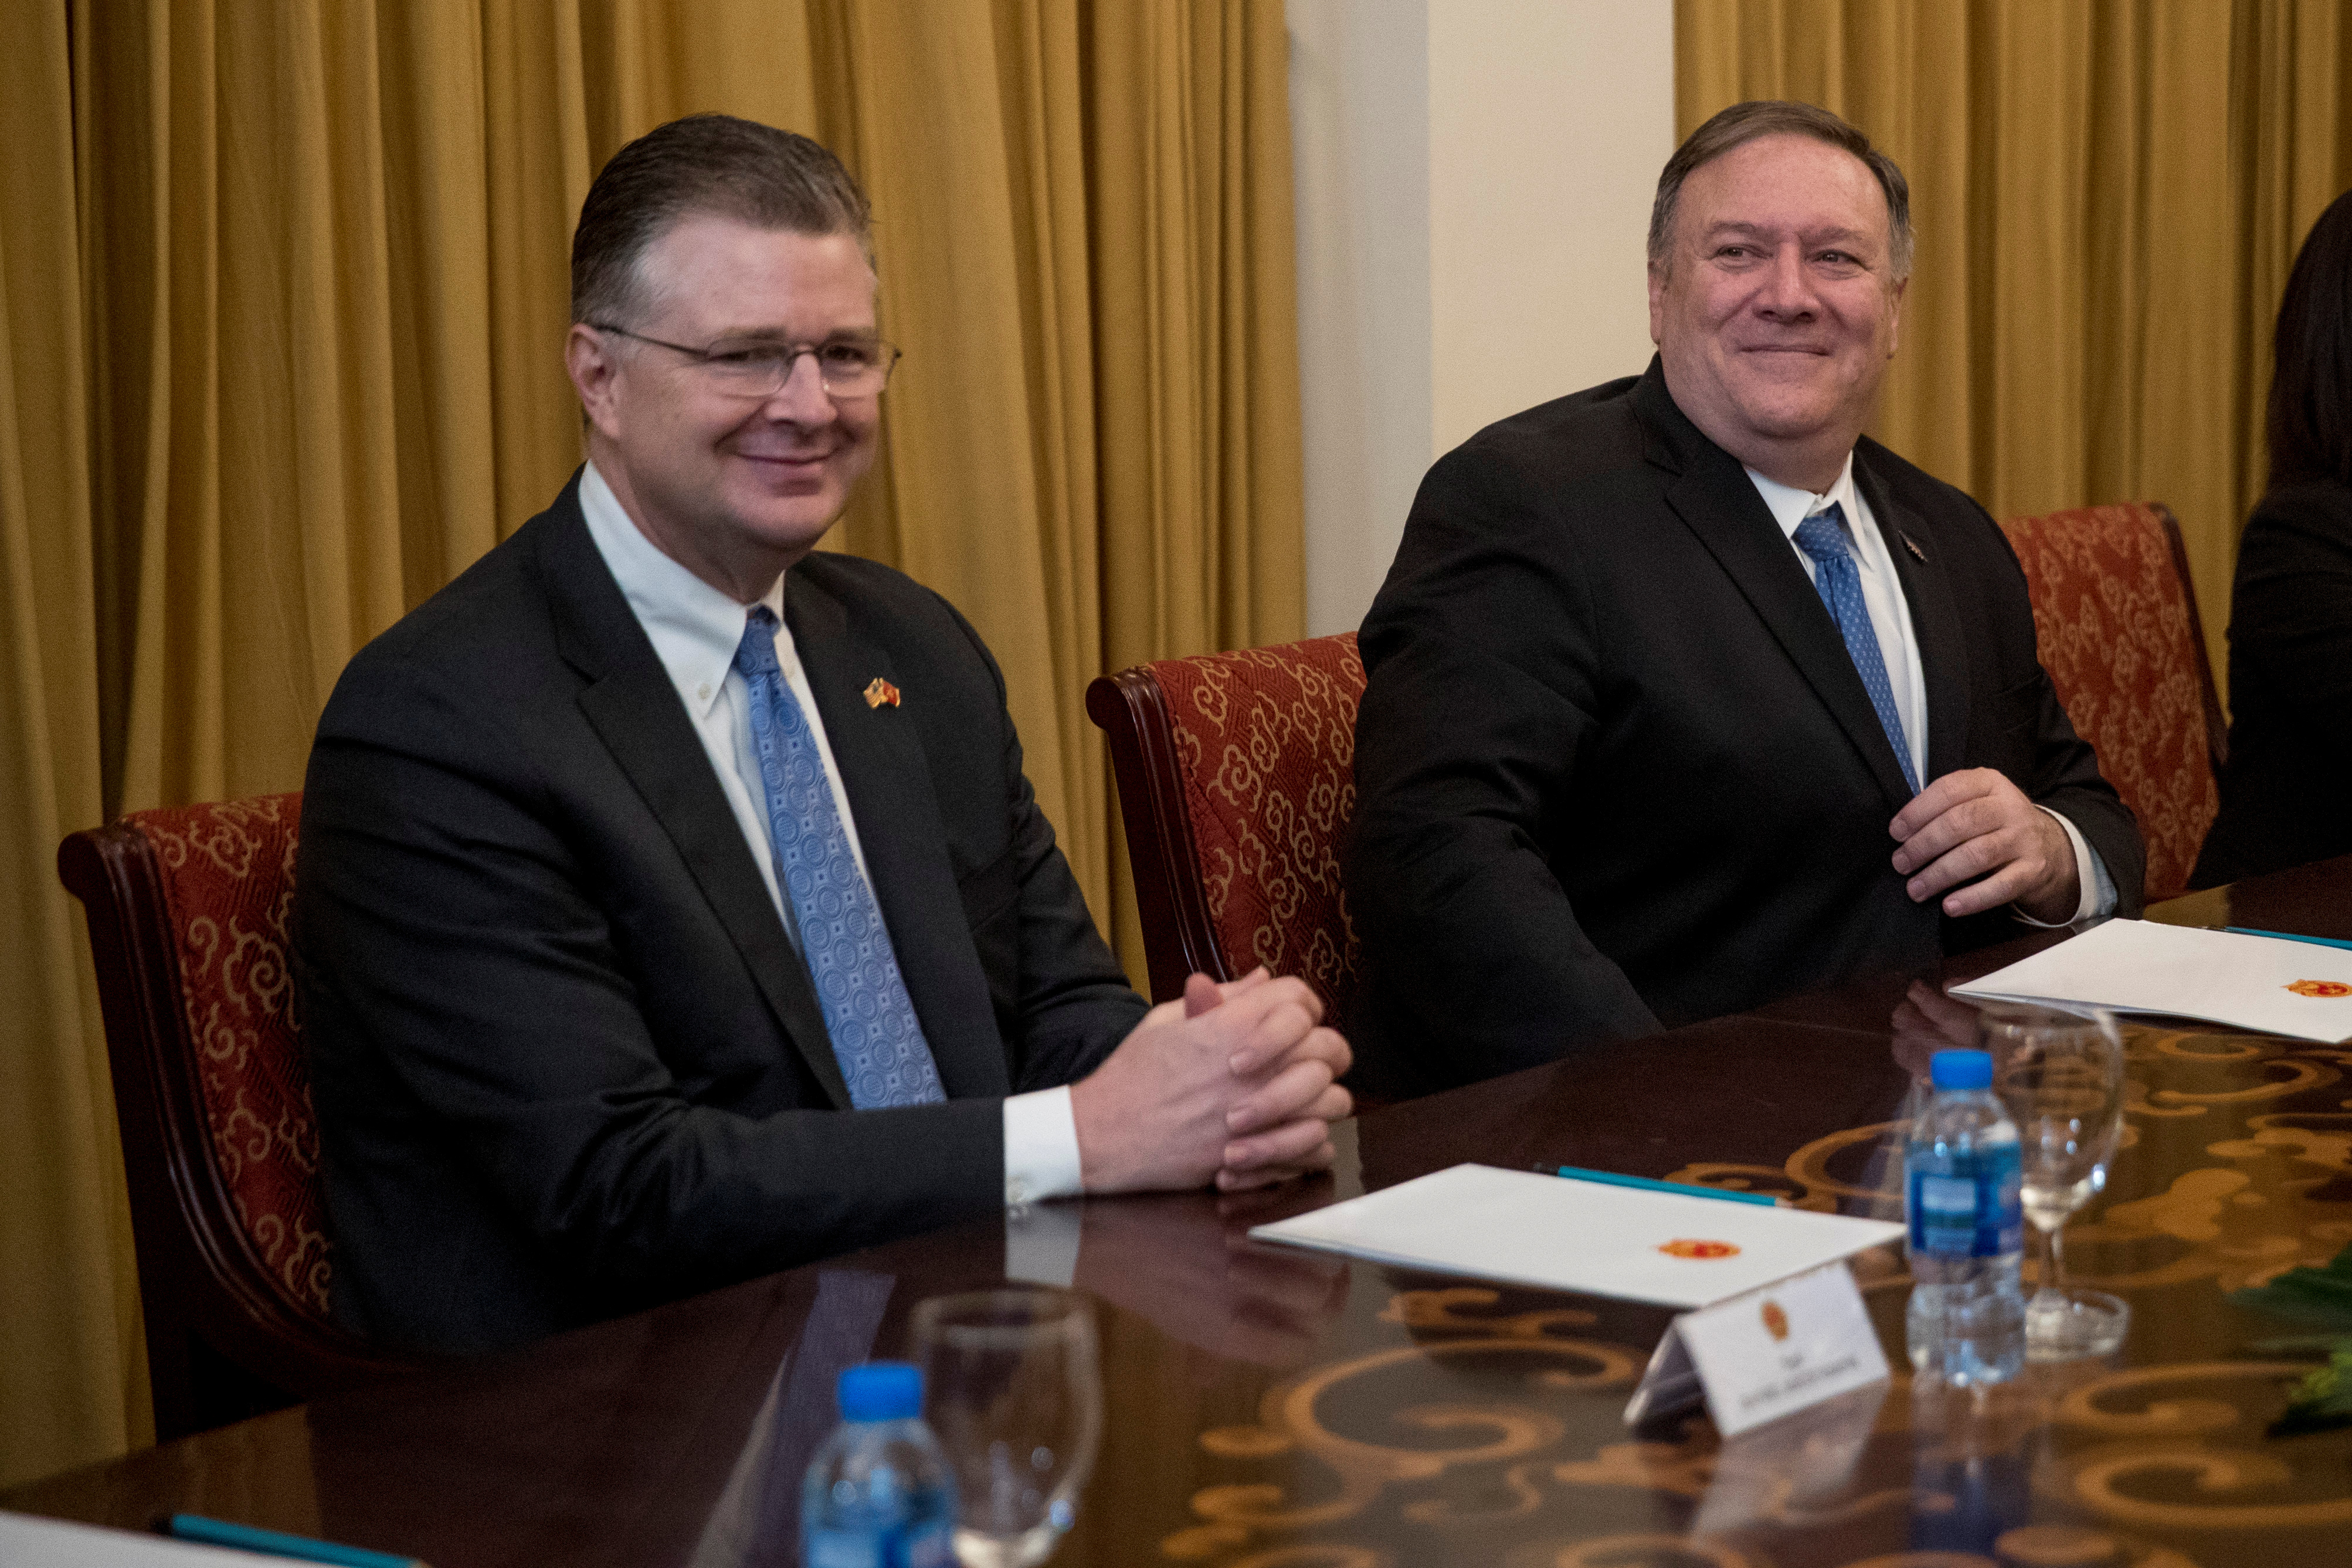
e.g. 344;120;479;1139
911;1289;1102;1567
1982;1003;2130;1360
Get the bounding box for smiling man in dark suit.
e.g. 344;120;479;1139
294;115;1349;1355
1346;100;2143;1095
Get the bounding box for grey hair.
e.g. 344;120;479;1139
571;114;873;328
1647;100;1913;282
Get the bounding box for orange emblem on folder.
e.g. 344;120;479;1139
2285;979;2351;999
863;677;901;709
1658;1238;1740;1260
1762;1299;1790;1341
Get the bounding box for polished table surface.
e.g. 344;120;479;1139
12;856;2352;1567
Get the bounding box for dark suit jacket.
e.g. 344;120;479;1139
2193;477;2352;885
1346;362;2144;1095
294;474;1145;1355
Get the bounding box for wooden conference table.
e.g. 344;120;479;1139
12;857;2352;1567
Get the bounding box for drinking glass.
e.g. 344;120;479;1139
1982;1004;2130;1360
910;1289;1102;1567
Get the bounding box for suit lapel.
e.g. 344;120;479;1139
786;569;1012;1099
534;484;852;1109
1855;448;1970;782
1636;372;1916;811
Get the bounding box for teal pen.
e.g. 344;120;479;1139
1536;1163;1782;1207
161;1514;428;1568
2225;925;2352;953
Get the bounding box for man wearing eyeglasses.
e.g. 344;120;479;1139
293;115;1350;1356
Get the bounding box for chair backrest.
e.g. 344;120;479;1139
58;792;406;1440
1086;634;1366;1031
1995;503;2225;903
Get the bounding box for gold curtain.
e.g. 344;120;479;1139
1677;0;2352;681
0;0;1302;1487
2;0;144;1491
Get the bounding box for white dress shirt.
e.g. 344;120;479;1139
1745;457;2115;925
579;463;1085;1206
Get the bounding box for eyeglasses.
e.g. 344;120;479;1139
589;323;902;398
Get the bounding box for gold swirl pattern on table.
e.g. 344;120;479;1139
1667;1122;1889;1213
2039;1363;2352;1530
1165;1287;1644;1559
2068;1031;2352;1292
1661;1028;2352;1296
1167;1021;2352;1564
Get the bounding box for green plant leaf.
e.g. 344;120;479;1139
2270;1343;2352;1437
2230;1241;2352;1331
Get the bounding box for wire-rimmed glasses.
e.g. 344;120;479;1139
588;322;901;397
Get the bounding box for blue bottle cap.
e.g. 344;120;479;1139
838;1361;924;1421
1929;1048;1993;1090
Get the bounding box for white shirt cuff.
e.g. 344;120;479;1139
2014;807;2117;927
1001;1085;1084;1208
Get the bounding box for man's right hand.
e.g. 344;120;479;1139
1070;969;1350;1195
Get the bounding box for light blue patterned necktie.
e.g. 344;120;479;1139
734;607;946;1108
1793;503;1920;796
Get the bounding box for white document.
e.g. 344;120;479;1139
1247;1164;1904;1309
1951;918;2352;1043
0;1513;281;1563
1624;1262;1890;1437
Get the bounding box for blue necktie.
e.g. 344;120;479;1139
734;607;946;1108
1793;504;1920;796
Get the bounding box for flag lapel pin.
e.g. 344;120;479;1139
863;677;902;709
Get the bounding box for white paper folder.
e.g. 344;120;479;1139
0;1514;282;1564
1950;918;2352;1043
1248;1164;1903;1309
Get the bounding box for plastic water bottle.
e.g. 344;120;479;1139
801;1362;959;1568
1905;1048;2024;1384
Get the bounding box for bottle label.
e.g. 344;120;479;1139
805;1531;879;1568
1908;1145;2022;1258
805;1522;952;1568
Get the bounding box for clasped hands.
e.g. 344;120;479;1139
1889;768;2079;924
1072;968;1351;1195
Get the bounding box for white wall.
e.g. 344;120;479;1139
1288;1;1676;636
1287;1;1430;640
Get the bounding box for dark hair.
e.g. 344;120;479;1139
2265;187;2352;493
571;114;873;327
1648;100;1913;281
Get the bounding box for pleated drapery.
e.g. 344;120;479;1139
0;0;1301;1486
1678;0;2352;681
1;0;140;1495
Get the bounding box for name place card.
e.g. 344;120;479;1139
1623;1260;1889;1437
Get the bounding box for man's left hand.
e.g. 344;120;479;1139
1183;969;1352;1193
1889;768;2078;922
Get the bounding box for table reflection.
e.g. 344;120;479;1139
1169;1013;2352;1567
687;1192;1353;1567
1073;1190;1352;1375
15;900;2352;1568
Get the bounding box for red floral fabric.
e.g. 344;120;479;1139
1997;505;2220;903
134;793;333;1319
1148;634;1366;1027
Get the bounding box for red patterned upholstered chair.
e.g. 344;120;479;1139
1996;503;2227;904
1086;634;1366;1036
58;793;413;1440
